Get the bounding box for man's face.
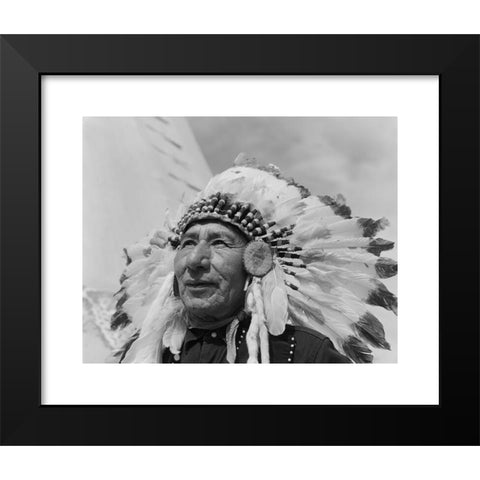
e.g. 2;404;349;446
174;221;248;321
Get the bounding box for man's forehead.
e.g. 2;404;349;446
182;220;246;240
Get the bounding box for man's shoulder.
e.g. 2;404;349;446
267;323;331;363
268;323;351;363
284;323;330;344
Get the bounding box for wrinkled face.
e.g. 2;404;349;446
174;221;248;321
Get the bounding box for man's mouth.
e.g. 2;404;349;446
184;280;217;288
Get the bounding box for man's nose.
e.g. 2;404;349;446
186;241;211;272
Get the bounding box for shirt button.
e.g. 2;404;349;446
211;331;217;338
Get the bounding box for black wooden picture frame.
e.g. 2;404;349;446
0;35;478;445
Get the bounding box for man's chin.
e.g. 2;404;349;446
181;295;217;314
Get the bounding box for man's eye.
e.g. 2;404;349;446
211;239;229;247
180;239;196;248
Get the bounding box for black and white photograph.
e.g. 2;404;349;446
83;116;398;364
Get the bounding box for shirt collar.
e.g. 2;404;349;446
184;323;229;349
183;311;251;350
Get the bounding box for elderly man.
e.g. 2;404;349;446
112;157;397;364
161;219;350;363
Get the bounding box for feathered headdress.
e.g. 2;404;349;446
112;154;397;363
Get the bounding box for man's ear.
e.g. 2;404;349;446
173;276;180;297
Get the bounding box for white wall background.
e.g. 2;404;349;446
83;117;211;291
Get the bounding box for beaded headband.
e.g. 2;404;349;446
169;192;276;246
168;192;305;278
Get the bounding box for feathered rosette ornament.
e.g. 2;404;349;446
111;154;397;363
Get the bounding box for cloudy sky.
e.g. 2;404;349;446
189;116;397;247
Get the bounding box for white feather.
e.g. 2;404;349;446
325;218;364;238
291;222;331;244
261;263;289;335
122;292;181;363
306;264;374;303
138;271;175;333
314;249;396;278
302;237;371;251
287;297;349;354
162;312;187;354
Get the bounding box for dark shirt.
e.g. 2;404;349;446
162;317;351;363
